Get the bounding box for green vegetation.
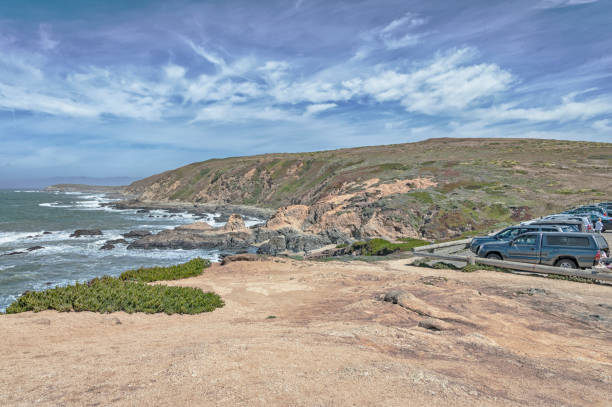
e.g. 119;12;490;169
5;259;222;315
6;277;223;314
119;258;210;282
350;238;429;256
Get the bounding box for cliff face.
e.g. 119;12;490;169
125;138;612;240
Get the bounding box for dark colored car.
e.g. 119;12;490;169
528;219;587;232
565;206;608;217
469;225;563;254
477;232;609;269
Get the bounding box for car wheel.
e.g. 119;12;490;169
555;259;577;269
486;253;502;260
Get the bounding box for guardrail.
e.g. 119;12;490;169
412;239;612;282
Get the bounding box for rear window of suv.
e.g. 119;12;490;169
594;235;609;249
545;236;591;247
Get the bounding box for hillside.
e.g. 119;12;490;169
125;138;612;240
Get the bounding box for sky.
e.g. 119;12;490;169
0;0;611;187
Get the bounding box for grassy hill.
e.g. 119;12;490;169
126;138;612;239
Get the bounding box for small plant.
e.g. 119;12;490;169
350;238;429;256
119;258;210;282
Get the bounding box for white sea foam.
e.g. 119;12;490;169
0;265;16;271
39;202;73;208
0;232;35;245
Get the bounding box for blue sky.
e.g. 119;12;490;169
0;0;611;186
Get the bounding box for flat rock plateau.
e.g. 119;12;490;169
1;259;611;406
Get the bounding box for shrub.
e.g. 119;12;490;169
350;238;429;256
119;258;210;282
6;277;223;315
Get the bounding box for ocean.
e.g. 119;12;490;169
0;190;262;312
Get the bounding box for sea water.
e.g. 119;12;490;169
0;190;263;312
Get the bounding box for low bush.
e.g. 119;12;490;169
5;258;223;315
351;238;429;256
6;276;223;314
119;258;210;282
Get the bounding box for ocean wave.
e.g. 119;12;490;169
0;232;36;245
39;202;73;208
0;265;16;272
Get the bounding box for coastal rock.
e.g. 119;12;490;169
127;227;253;250
221;253;266;265
257;235;286;255
222;214;247;232
176;221;213;231
100;243;115;250
255;227;331;254
122;230;151;239
70;229;103;238
43;231;52;235
106;239;128;245
418;318;452;331
27;246;44;252
3;251;24;256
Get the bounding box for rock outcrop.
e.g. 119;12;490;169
70;230;103;238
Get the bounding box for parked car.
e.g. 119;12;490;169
527;219;587;232
542;214;593;232
597;202;612;212
477;232;609;269
565;206;608;217
564;211;612;230
469;225;563;253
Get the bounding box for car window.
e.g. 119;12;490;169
541;228;557;232
594;235;609;249
514;235;537;245
496;228;514;239
545;236;590;247
546;236;567;246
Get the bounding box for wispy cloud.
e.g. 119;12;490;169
538;0;599;8
0;0;610;180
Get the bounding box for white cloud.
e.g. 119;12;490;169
592;119;612;131
304;103;337;116
191;104;292;123
38;24;59;51
538;0;598;8
164;64;186;80
476;94;612;123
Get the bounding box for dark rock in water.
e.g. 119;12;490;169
43;231;52;235
106;238;128;245
27;246;44;252
3;251;25;256
70;229;103;238
122;230;151;239
136;209;149;213
100;243;115;250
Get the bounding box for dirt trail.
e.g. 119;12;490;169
1;259;611;406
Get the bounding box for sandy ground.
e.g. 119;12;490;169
1;258;611;406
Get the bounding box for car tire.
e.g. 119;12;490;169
555;259;577;269
486;253;502;260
